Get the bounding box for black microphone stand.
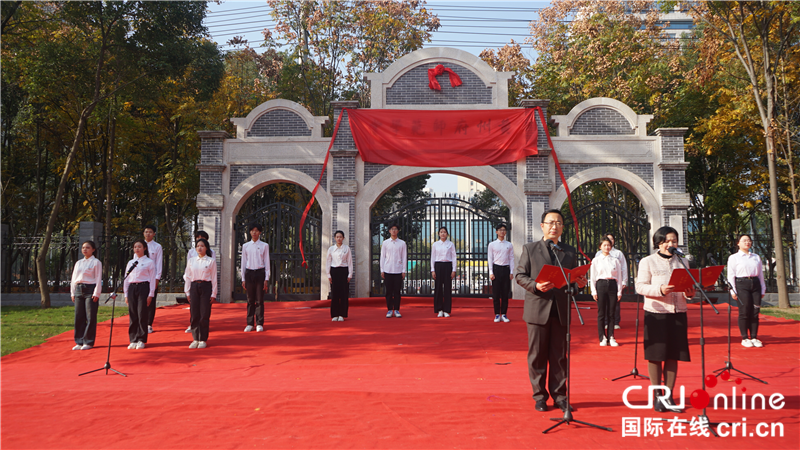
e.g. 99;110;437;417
712;280;767;384
543;242;613;434
612;290;648;381
79;263;137;377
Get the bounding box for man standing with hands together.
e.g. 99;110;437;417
241;223;270;332
516;209;587;413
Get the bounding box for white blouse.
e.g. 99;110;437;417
430;239;457;272
487;239;514;275
727;251;766;296
183;255;218;298
123;255;157;298
326;244;354;278
590;252;625;296
70;256;102;297
146;240;163;280
241;240;270;281
380;238;407;274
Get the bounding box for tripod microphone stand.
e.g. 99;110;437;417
712;280;767;384
543;242;612;434
79;261;138;377
612;291;648;382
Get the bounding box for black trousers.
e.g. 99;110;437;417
147;283;159;326
526;316;567;403
384;273;402;311
189;281;213;341
330;267;349;318
74;284;99;346
492;264;511;315
596;279;618;340
736;278;762;339
128;282;150;343
245;268;266;326
433;262;453;314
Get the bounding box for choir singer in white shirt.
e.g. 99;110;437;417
326;230;353;322
726;234;766;348
184;238;217;348
123;239;157;350
591;237;625;347
380;223;407;318
431;226;457;318
70;241;103;350
487;223;514;323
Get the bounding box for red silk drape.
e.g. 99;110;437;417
428;64;463;90
346;108;538;167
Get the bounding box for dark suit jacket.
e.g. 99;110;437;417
515;239;578;326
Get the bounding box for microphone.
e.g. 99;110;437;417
667;247;685;257
548;240;563;252
125;260;139;277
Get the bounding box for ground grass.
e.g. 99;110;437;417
1;305;128;357
760;306;800;322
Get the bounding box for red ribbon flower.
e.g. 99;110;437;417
427;64;463;91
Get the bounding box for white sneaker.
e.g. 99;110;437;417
394;310;402;318
751;339;763;348
189;341;199;349
604;325;607;330
741;339;753;348
197;341;207;349
501;315;510;323
600;338;608;347
148;326;154;334
438;310;444;317
256;325;264;332
244;325;254;332
72;344;82;351
80;344;92;350
338;316;344;322
443;312;450;318
386;311;393;318
332;317;339;322
614;325;621;330
494;314;501;322
185;326;192;333
135;341;146;350
609;337;619;347
127;343;137;350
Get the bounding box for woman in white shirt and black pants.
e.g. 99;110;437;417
70;241;103;350
591;237;624;347
184;238;217;348
726;234;766;348
326;230;353;322
431;226;457;317
123;239;157;349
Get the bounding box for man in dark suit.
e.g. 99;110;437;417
516;209;587;413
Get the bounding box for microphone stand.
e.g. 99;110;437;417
79;263;137;377
543;242;613;434
712;280;767;384
612;291;647;381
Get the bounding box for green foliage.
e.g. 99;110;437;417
470;188;510;220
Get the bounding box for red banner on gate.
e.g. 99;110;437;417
346;109;538;167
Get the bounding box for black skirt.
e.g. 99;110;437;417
643;311;690;362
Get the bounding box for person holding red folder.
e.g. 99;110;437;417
635;226;696;413
516;209;587;413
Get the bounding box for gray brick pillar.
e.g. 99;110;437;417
330;101;359;297
655;128;690;253
521;99;553;242
197;130;229;301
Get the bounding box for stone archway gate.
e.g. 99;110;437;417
196;47;690;302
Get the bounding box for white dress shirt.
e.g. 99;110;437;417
70;256;102;297
183;254;218;298
146;239;163;280
590;252;625;296
380;238;407;274
595;247;627;286
123;255;157;298
430;239;457;272
487;239;514;275
727;250;766;296
241;239;270;280
326;244;354;278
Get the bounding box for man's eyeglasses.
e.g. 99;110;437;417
542;221;563;228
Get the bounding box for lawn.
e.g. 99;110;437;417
1;305;128;356
760;306;800;321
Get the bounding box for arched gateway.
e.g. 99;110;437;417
196;48;690;302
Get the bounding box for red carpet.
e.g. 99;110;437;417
2;298;798;449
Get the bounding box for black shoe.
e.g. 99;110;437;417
665;397;684;413
654;392;668;413
535;399;548;412
555;399;574;412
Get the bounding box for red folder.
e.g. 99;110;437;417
535;264;592;290
667;265;725;291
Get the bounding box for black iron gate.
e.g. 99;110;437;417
561;201;650;287
370;197;509;297
234;202;321;301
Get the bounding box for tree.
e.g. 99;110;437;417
5;1;211;307
691;1;799;308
